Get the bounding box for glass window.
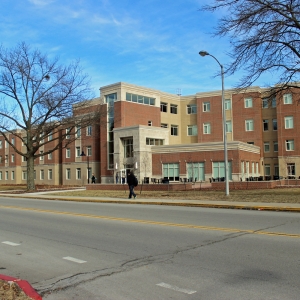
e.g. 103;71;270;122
203;123;211;134
66;168;71;180
48;153;52;160
263;119;269;131
245;120;254;131
148;121;152;126
11;137;15;145
48;169;52;180
285;116;294;129
271;97;276;107
187;162;205;181
286;140;294;151
262;98;268;108
226;121;232;133
274;141;278;152
5;171;8;180
273;119;277;130
265;164;271;176
76;168;81;180
225;99;231;110
48;132;53;141
40;151;44;160
203;102;210;112
11;154;14;162
66;148;71;158
170;104;178;114
76;126;81;138
0;140;2;148
87;146;92;156
187;104;197;114
160;102;167;112
163;163;179;181
264;142;270;152
245;97;253;108
123;138;133;158
40;170;44;180
187;125;198;136
22;171;27;180
161;123;168;128
87;126;92;136
126;93;155;105
171;125;178;136
76;147;80;157
66;128;71;139
146;138;164;145
283;93;292;104
287;163;295;176
213;161;232;180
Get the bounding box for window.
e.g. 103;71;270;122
160;102;167;112
87;146;92;156
40;170;44;180
262;98;268;108
0;171;2;180
274;141;278;152
76;147;81;157
226;121;232;133
5;171;8;180
86;126;92;136
161;123;168;128
271;97;276;108
203;102;210;112
285;116;294;129
264;142;270;152
66;148;71;158
11;171;14;180
187;105;197;114
263;119;269;131
76;168;81;180
48;132;53;141
283;93;292;104
126;93;155;105
11;137;15;145
203;123;211;134
48;153;52;160
170;104;178;114
286;140;294;151
11;154;14;163
22;156;27;162
287;163;295;176
5;141;8;148
48;169;52;180
146;138;164;145
225;99;231;110
273;119;277;131
0;156;2;163
66;168;71;180
213;161;232;180
148;121;152;126
22;137;27;146
244;97;253;108
163;163;179;181
265;164;271;176
0;140;2;148
245;120;254;131
187;162;205;181
22;171;27;180
40;151;44;160
66;128;71;139
187;125;198;136
123;138;133;158
75;126;81;138
247;142;254;145
274;164;279;176
171;125;178;136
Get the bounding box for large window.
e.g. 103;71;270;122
285;116;294;129
203;102;210;112
187;162;205;181
48;169;52;180
66;168;71;180
286;139;294;151
203;123;211;134
273;119;277;130
187;105;197;114
76;147;81;157
283;93;292;104
263;119;269;131
264;142;270;152
76;168;81;180
274;141;278;152
40;170;44;180
245;119;254;131
226;121;232;133
170;104;178;114
225;99;231;110
160;102;167;112
213;161;232;180
287;163;295;176
123;138;133;158
126;92;155;105
163;163;179;181
86;126;92;136
244;97;253;108
171;125;178;136
187;125;198;136
264;164;271;176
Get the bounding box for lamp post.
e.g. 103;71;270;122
199;51;229;196
80;148;90;184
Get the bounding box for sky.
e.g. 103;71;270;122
0;0;269;97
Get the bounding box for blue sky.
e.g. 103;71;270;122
0;0;269;97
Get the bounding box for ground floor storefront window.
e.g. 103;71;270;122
163;163;179;181
213;161;232;180
187;162;205;181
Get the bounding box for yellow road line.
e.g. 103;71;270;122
1;205;299;238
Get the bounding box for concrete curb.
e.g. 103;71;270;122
0;274;42;300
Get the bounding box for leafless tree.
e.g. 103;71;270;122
0;42;103;191
201;0;300;96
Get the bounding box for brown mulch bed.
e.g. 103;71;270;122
0;280;33;300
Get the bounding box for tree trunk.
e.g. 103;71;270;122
27;155;35;191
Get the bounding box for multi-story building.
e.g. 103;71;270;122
0;82;299;185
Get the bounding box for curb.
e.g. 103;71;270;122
0;274;42;300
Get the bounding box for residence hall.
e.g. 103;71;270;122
0;82;299;186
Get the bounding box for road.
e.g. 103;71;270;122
0;197;299;299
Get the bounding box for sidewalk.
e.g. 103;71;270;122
1;190;300;212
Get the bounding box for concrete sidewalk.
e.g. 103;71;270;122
1;190;300;212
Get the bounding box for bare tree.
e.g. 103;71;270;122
0;42;102;191
201;0;300;95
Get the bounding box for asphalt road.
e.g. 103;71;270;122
0;197;299;299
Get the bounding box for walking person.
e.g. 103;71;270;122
127;171;138;199
91;173;96;184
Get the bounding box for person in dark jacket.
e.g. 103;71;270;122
127;171;137;199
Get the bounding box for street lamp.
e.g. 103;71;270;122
199;50;229;196
80;149;90;184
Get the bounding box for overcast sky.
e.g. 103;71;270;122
0;0;271;97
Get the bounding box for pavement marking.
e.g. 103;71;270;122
156;282;197;295
1;205;300;239
63;256;87;264
2;241;21;246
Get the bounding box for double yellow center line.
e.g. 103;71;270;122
1;205;299;239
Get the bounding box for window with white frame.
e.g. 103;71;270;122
48;169;52;180
40;133;44;143
274;164;279;176
48;153;52;160
76;168;81;180
11;137;15;145
171;125;178;136
86;126;92;136
0;156;2;163
225;99;231;110
203;123;211;134
76;147;81;157
40;151;44;160
48;132;53;141
123;138;133;158
160;102;167;112
0;171;2;180
245;119;254;131
203;102;210;112
273;119;277;130
226;120;232;133
244;97;253;108
187;104;197;114
75;126;81;138
263;119;269;131
170;104;178;114
284;116;294;129
66;128;71;139
187;125;198;136
40;170;44;180
283;93;292;104
0;140;2;148
265;164;271;176
5;171;8;180
287;163;295;176
264;142;270;152
11;171;14;180
22;156;27;162
252;162;255;176
286;139;294;151
66;168;71;180
256;162;259;175
11;154;14;163
66;148;71;158
87;146;92;156
163;163;179;181
161;123;168;128
274;141;278;152
22;171;27;180
5;141;8;148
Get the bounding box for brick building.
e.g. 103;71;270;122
0;82;299;185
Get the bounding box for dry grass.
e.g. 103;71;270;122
0;280;33;300
50;188;300;203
